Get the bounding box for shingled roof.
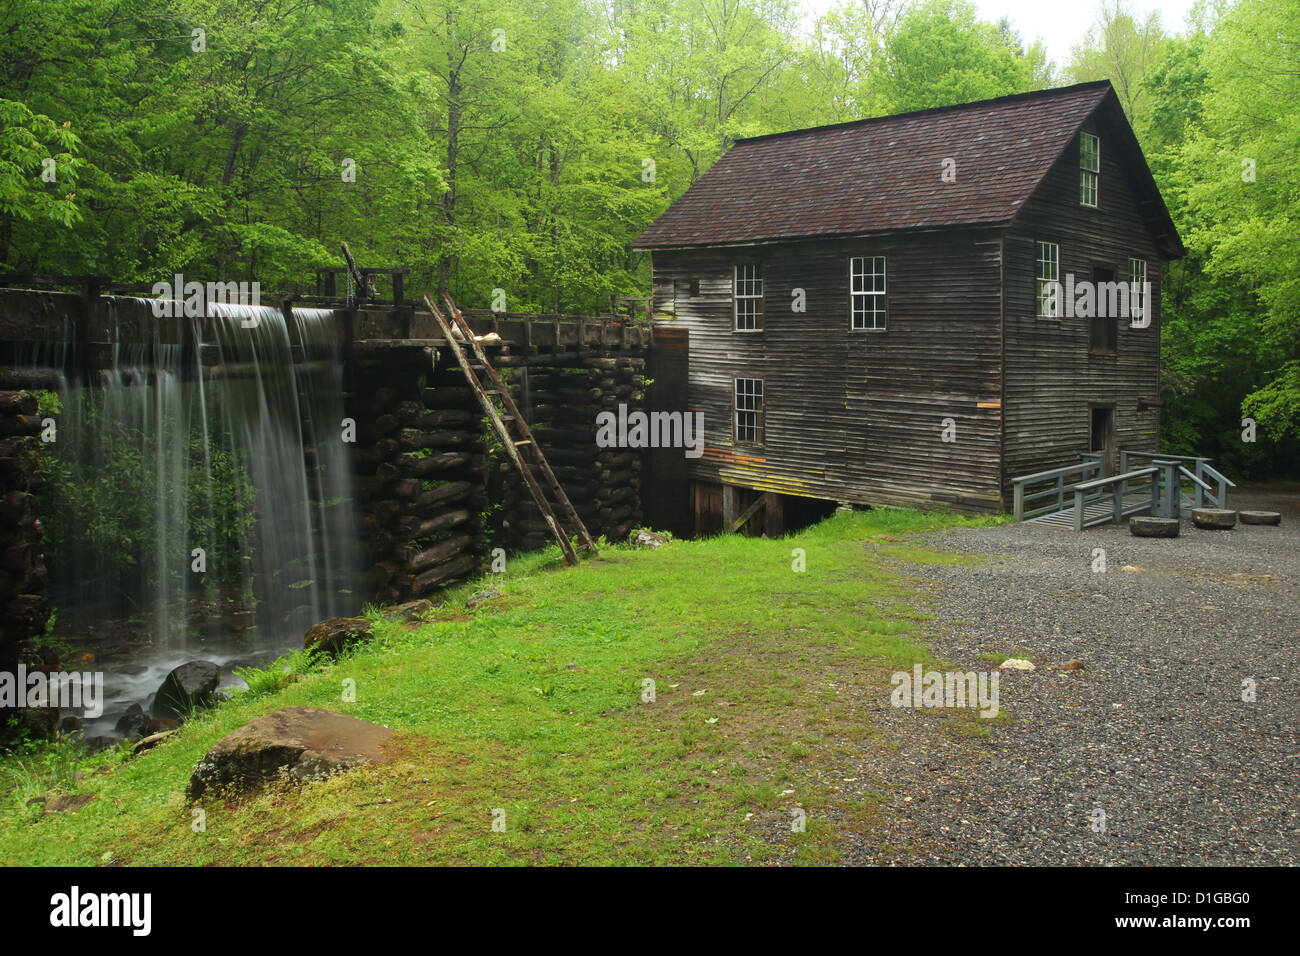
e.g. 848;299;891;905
633;81;1182;256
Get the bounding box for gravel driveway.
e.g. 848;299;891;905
846;488;1299;866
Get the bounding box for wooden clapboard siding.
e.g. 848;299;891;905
641;83;1183;518
652;229;1004;512
1002;112;1164;493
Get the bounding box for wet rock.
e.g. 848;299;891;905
223;609;257;632
45;793;96;814
303;617;374;658
466;588;500;610
186;706;395;800
16;706;58;739
58;715;83;737
115;703;150;740
152;661;221;720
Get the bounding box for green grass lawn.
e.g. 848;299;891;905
0;507;1004;866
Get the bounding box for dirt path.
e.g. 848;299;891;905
843;488;1300;865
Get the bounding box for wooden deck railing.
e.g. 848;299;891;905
1067;467;1161;531
1120;451;1235;509
1012;457;1103;521
1013;451;1235;529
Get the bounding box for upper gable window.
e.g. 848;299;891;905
1080;133;1100;208
850;256;887;330
733;263;763;332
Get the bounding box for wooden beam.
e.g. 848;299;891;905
729;491;767;533
763;492;782;537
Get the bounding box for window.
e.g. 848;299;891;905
1080;132;1100;207
734;377;764;445
734;263;763;331
1036;242;1059;317
1128;257;1147;324
850;256;887;330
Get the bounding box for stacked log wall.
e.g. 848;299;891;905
347;350;488;604
491;352;647;552
0;385;54;735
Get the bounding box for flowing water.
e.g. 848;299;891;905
31;300;362;738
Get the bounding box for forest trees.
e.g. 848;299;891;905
0;0;1056;310
1068;0;1299;473
0;0;1295;473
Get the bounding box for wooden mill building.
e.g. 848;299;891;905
633;80;1185;531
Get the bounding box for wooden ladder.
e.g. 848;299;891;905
424;292;597;565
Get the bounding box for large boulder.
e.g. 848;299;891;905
115;703;150;740
187;706;395;800
152;661;221;720
303;617;374;658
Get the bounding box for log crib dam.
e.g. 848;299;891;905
0;280;673;746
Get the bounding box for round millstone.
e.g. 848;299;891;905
1191;508;1238;530
1130;516;1180;538
1239;510;1281;526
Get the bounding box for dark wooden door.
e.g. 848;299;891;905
1090;405;1115;475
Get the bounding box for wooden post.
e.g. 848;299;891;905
722;484;738;530
763;493;783;537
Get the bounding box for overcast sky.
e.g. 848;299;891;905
798;0;1198;70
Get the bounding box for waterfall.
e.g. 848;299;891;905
34;299;362;736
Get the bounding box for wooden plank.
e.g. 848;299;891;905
729;491;767;533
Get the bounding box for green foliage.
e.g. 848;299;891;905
0;505;996;864
1071;0;1299;477
42;394;256;600
0;98;83;232
232;649;321;699
27;390;62;418
878;0;1053;112
0;0;1293;475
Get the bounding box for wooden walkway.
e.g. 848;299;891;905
1026;492;1153;529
